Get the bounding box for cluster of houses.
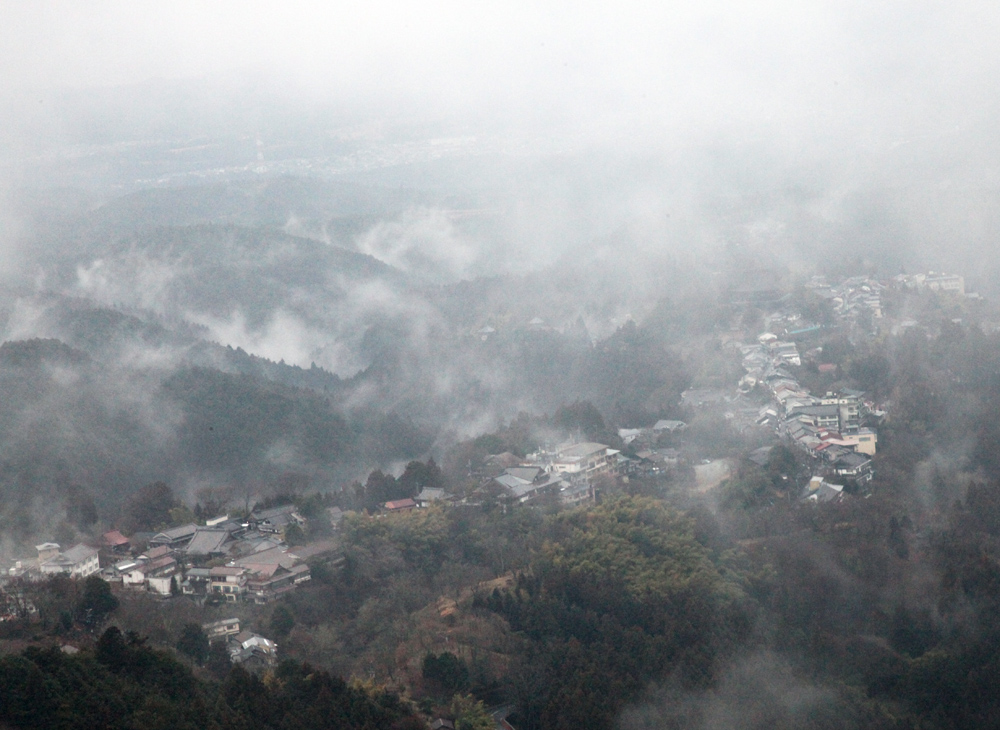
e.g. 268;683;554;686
381;438;684;515
390;441;622;512
804;275;884;322
704;270;979;503
202;617;278;670
739;334;803;393
495;441;622;504
738;333;878;501
615;421;686;477
5;504;341;607
773;270;973;343
460;441;615;506
806;271;975;331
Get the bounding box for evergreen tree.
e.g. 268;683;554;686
176;623;210;665
269;605;295;639
76;576;118;627
206;640;231;680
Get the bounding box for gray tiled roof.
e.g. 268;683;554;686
184;529;231;555
62;544;98;564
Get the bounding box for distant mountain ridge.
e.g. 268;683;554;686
85;176;435;229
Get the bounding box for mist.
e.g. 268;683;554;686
0;0;997;509
620;653;873;730
4;5;1000;730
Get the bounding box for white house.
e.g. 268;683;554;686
122;555;178;592
39;544;100;579
550;442;617;480
209;566;247;602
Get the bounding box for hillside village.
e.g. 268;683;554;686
4;6;1000;722
0;263;990;730
2;502;347;666
610;270;978;504
2;269;975;604
735;271;972;499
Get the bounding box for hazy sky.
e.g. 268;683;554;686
4;1;1000;290
4;1;999;150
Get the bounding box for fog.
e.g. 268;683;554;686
0;0;996;459
621;653;864;730
6;2;1000;161
6;5;1000;730
6;2;998;139
0;1;996;482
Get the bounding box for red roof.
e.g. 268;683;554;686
384;498;417;511
102;530;129;547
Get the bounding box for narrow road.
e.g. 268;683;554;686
489;703;516;730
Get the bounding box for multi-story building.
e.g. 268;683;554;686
209;566;247;602
818;392;863;433
833;452;874;487
38;544;100;579
548;442;619;481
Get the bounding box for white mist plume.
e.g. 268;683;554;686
620;652;864;730
189;309;324;369
356;207;479;283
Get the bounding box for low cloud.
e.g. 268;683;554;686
189;308;326;369
619;653;871;730
356;207;479;283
